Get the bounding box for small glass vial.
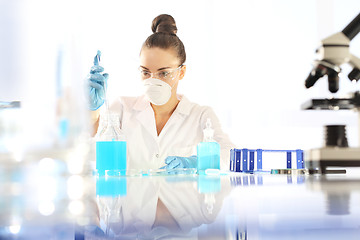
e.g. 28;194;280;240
197;118;220;174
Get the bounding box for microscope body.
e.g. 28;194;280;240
305;144;360;174
319;32;350;65
303;13;360;174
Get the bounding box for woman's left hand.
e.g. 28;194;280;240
160;155;197;170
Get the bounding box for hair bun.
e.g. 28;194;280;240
151;14;177;35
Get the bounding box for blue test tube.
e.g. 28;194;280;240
249;150;255;172
242;148;248;172
230;149;235;171
296;149;304;169
235;149;241;172
256;149;262;170
286;151;292;169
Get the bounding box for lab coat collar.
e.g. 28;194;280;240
133;96;157;138
133;94;193;139
173;95;192;116
133;94;193;116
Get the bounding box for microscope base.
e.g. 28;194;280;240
305;147;360;174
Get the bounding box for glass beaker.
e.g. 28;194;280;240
96;113;127;176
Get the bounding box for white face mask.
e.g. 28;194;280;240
143;78;172;106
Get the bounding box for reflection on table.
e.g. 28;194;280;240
92;173;231;239
2;165;360;240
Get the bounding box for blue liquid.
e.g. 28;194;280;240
198;175;221;193
197;142;220;172
96;176;127;197
96;141;127;175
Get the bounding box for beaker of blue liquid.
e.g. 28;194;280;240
96;113;127;176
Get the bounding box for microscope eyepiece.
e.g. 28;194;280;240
341;13;360;41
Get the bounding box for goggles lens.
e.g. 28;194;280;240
139;66;182;81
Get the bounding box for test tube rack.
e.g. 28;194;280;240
230;148;304;173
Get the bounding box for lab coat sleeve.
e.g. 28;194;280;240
200;107;235;171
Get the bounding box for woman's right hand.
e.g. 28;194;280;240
88;51;109;111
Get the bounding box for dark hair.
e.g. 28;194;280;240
142;14;186;65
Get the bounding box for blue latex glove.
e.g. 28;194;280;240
161;155;198;170
83;225;105;237
88;50;109;111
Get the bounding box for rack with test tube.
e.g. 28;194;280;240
230;148;304;173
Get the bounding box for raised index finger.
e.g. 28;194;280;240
93;50;101;66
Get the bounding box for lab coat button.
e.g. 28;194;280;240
156;154;159;158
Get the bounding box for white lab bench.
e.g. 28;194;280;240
1;161;360;240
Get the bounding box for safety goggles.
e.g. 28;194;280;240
139;65;183;81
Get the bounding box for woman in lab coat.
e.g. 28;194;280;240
89;14;234;171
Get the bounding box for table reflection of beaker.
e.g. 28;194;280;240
96;176;127;235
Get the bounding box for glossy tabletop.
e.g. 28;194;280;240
1;164;360;240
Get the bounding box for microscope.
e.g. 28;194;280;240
302;12;360;174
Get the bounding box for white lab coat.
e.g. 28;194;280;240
97;95;235;170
